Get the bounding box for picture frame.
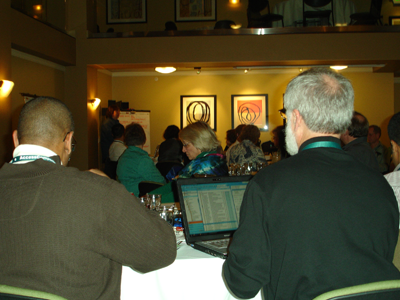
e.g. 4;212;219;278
231;94;269;131
107;0;147;24
175;0;216;22
180;95;216;130
389;16;400;26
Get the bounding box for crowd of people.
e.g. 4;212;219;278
1;67;400;300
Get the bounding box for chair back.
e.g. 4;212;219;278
370;0;383;18
248;0;269;13
304;0;332;8
393;230;400;271
312;280;400;300
138;181;164;197
0;285;67;300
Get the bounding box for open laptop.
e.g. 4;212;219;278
176;175;252;259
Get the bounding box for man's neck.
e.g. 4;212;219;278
370;140;380;149
12;144;60;164
299;131;340;147
344;135;357;145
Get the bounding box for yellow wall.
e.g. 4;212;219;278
110;71;394;155
345;72;394;146
10;55;66;132
0;0;12;163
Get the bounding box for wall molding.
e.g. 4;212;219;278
11;49;66;72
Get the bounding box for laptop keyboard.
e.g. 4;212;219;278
199;238;230;250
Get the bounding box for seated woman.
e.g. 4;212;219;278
177;121;228;178
156;125;184;179
117;123;165;197
228;125;267;167
223;129;237;154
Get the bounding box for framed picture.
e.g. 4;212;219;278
175;0;216;22
181;95;216;130
107;0;147;24
389;16;400;25
231;94;269;131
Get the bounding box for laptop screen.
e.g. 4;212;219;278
179;177;251;237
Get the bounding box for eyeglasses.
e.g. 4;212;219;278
182;141;192;148
63;131;77;152
279;108;287;120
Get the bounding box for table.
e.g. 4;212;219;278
273;0;356;27
121;243;262;300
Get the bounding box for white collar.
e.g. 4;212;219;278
12;144;59;164
395;164;400;172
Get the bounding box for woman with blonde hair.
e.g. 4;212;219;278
177;121;228;178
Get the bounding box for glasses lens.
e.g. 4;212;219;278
71;136;77;151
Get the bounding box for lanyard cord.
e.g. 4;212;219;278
10;155;56;164
301;141;342;152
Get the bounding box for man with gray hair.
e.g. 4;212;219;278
223;68;400;300
0;97;176;300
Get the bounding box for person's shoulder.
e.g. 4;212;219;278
63;166;113;182
229;143;241;152
385;170;400;184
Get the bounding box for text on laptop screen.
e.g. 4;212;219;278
181;181;248;235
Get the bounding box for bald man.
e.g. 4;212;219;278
0;97;176;300
340;111;380;172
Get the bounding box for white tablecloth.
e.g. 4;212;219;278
273;0;356;27
121;243;262;300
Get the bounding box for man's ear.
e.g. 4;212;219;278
292;109;302;131
12;130;19;148
391;140;399;153
63;131;74;155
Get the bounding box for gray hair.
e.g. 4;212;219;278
179;121;220;152
284;68;354;134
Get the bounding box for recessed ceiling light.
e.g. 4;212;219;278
155;67;176;74
330;66;348;70
231;24;242;29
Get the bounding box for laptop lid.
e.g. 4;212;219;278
177;175;252;245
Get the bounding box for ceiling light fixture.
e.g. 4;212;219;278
230;24;242;29
330;65;348;70
155;67;176;74
244;69;249;74
235;64;384;70
229;0;240;4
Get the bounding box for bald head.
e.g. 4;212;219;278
18;97;74;147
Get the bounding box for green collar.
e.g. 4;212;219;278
196;150;217;159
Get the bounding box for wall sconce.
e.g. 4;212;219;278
89;98;101;109
0;80;14;98
229;0;240;4
194;67;201;75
